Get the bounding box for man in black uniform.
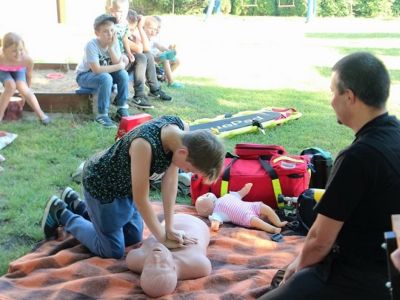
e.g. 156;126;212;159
259;52;400;300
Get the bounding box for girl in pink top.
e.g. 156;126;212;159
195;183;287;233
0;32;50;124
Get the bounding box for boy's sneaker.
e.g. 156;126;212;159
41;196;67;239
148;89;172;102
95;115;117;128
61;187;81;214
113;108;130;122
130;96;154;109
168;82;184;89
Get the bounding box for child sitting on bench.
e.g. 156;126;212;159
75;14;130;128
0;32;50;125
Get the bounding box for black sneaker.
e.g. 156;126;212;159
61;187;81;214
113;108;130;122
41;196;67;239
149;89;172;102
95;115;117;128
110;84;118;105
130;96;154;109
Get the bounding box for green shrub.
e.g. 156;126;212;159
129;0;398;17
352;0;393;17
276;0;306;17
232;0;305;16
130;0;230;15
393;0;400;16
318;0;352;17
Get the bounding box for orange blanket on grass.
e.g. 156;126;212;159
0;202;304;299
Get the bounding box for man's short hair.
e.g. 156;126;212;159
332;52;390;108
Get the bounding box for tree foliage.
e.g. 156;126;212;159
128;0;400;17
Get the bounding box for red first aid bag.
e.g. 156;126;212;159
190;143;311;209
115;113;153;140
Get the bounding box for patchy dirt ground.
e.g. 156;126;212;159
31;69;78;93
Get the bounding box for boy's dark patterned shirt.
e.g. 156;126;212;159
82;116;185;203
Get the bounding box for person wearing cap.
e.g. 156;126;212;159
75;13;130;128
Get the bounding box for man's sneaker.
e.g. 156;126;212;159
148;89;172;102
95;115;117;128
113;108;130;122
61;187;81;214
41;196;67;239
130;96;154;109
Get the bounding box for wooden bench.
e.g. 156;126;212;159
22;90;93;114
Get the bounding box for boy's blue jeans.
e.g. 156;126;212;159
76;70;129;115
60;189;143;259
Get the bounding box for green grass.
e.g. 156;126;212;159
1;23;400;277
336;47;400;56
315;66;400;84
305;32;400;39
0;81;353;275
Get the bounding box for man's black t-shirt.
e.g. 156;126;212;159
316;113;400;272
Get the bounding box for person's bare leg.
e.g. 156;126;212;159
16;81;47;120
170;59;180;72
250;216;281;233
0;80;16;120
163;60;173;84
260;203;288;228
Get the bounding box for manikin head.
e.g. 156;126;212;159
195;192;218;217
140;242;178;297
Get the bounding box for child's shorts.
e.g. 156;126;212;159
0;68;27;85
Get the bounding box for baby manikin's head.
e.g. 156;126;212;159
195;192;218;217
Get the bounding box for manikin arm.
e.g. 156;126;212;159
237;183;253;199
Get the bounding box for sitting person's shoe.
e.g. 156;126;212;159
41;196;67;239
61;187;82;214
168;82;184;89
95;115;117;129
41;115;52;125
113;107;130;122
130;96;154;109
110;84;118;105
148;89;172;102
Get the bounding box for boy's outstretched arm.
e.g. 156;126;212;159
130;139;165;242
